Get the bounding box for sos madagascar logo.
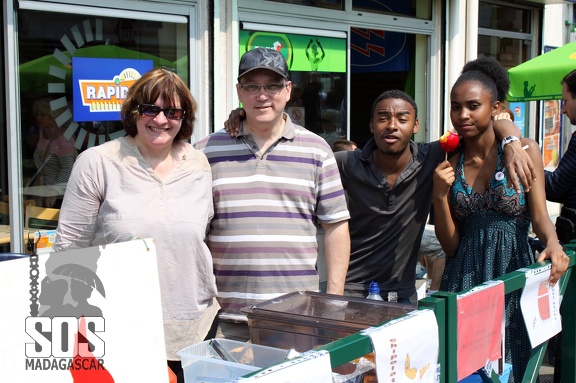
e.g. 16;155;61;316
25;252;114;380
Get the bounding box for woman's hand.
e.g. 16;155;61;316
537;242;570;286
494;111;512;121
432;161;455;201
223;108;245;138
432;161;459;257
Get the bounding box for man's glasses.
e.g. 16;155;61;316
239;83;287;95
138;104;186;120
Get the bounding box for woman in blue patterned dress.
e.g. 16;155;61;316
432;57;569;383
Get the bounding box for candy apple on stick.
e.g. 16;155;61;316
439;130;459;160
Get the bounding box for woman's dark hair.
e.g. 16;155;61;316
121;68;197;141
459;57;509;103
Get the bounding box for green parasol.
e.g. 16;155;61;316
508;42;576;102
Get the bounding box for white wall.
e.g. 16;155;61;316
542;4;568;48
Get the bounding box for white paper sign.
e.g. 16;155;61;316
0;239;168;383
364;309;439;383
520;265;562;347
236;350;332;383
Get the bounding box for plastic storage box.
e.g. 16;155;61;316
177;338;290;383
242;291;416;352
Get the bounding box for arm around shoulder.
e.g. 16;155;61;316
501;134;536;193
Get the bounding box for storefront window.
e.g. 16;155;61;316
239;19;429;148
477;36;530;69
17;9;188;226
478;1;536;151
265;0;343;11
349;30;426;147
353;0;432;19
263;0;432;19
0;6;8;251
240;28;347;143
479;2;531;34
477;3;532;69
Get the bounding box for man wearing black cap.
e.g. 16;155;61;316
195;47;351;341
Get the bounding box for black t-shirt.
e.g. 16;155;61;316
335;138;445;298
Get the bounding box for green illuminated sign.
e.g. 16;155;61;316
240;30;346;73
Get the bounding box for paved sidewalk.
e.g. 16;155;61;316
540;360;555;383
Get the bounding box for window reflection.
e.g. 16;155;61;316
240;29;347;138
478;36;529;69
479;3;531;34
26;98;77;209
263;0;432;19
0;12;7;239
17;10;187;225
265;0;343;11
285;72;346;137
353;0;431;19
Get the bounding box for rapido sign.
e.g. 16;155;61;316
72;57;153;122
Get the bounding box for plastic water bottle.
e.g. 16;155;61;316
366;281;383;300
387;291;398;303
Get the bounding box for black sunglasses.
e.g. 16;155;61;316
138;104;186;120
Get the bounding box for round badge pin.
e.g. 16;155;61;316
495;171;504;181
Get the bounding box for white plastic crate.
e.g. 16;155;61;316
177;339;289;383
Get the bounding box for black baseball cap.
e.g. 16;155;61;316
238;48;289;81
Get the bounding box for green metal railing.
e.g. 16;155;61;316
432;245;576;383
242;245;576;382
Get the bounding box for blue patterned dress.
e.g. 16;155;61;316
440;145;536;383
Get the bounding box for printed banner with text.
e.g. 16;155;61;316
0;238;168;383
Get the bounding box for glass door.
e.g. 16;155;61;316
240;25;347;145
18;10;187;206
349;29;428;148
0;4;8;252
5;2;193;251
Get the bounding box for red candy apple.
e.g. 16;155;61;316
439;131;459;153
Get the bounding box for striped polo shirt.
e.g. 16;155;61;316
195;114;350;322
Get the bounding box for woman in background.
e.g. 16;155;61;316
30;98;77;208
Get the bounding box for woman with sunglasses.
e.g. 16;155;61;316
54;68;218;381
